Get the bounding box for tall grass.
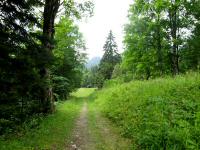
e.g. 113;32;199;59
96;72;200;149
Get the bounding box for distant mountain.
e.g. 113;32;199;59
86;56;101;69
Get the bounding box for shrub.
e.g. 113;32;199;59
96;72;200;149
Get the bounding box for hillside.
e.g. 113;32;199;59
95;73;200;149
85;57;101;69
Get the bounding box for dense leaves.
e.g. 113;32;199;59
122;0;200;80
0;0;45;134
0;0;92;134
52;17;86;100
99;31;121;80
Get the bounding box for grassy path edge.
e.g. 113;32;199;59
0;97;83;150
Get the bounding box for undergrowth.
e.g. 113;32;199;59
0;97;83;150
96;72;200;149
0;88;96;149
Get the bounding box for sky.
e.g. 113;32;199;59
78;0;132;59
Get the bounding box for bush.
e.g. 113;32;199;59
96;72;200;149
52;75;70;100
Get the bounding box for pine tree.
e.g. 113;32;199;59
0;0;45;133
98;31;121;86
101;31;120;65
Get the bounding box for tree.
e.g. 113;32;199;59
40;0;93;112
123;14;158;79
123;0;198;79
82;66;101;88
52;17;86;100
0;0;44;133
98;31;121;87
37;0;60;113
0;0;93;134
180;0;200;70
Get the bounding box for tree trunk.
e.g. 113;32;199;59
169;2;179;75
156;13;164;75
41;0;60;113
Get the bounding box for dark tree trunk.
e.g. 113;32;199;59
156;13;164;75
169;2;179;75
41;0;60;113
146;67;151;80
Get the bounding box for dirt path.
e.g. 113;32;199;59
68;102;95;150
67;99;131;150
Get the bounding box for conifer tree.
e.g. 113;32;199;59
98;31;121;86
0;0;44;133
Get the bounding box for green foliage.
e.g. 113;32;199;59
0;0;47;134
82;66;101;88
63;0;94;19
180;1;200;70
122;0;199;79
83;31;122;88
112;64;123;79
0;0;92;135
52;17;86;100
52;76;70;100
82;31;121;88
96;72;200;149
99;31;121;81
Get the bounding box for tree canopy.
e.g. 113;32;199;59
0;0;93;134
121;0;200;80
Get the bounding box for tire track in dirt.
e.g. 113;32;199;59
67;102;95;150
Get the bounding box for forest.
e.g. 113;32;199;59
0;0;200;149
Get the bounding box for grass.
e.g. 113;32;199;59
95;72;200;149
0;89;97;150
2;77;199;150
87;92;132;150
71;88;96;98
